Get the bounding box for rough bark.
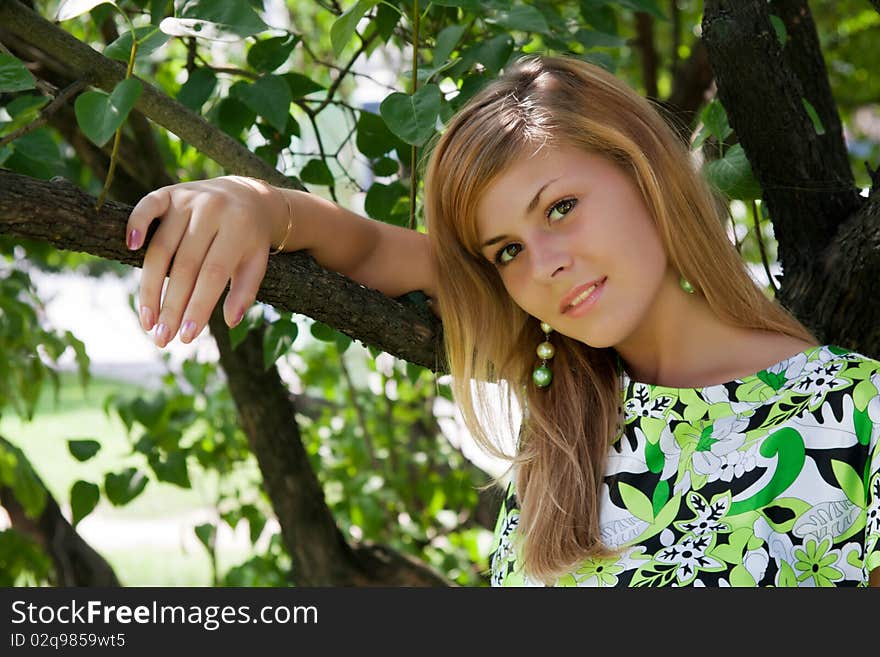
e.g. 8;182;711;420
0;436;120;587
209;299;451;586
0;0;291;187
701;0;876;348
0;172;443;371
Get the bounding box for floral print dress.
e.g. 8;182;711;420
489;345;880;586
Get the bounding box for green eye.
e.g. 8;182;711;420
497;243;522;265
548;198;576;221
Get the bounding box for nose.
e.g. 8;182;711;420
529;233;572;282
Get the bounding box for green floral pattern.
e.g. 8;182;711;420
489;345;880;586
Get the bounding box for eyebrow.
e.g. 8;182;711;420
479;176;562;250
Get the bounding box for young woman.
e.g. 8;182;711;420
126;55;880;587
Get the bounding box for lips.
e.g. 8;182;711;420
559;277;606;314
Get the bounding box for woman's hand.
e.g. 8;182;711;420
125;176;288;347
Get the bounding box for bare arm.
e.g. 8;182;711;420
277;188;437;301
125;176;438;348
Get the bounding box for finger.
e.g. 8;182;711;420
137;204;191;334
221;250;269;329
177;238;258;343
152;216;221;348
127;188;172;252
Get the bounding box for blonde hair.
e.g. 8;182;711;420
421;55;815;584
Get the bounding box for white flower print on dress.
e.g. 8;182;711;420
676;492;730;536
656;534;723;584
702;384;761;416
624;383;673;421
867;372;880;426
691;415;749;480
792;353;849;402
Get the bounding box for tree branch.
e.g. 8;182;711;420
0;172;443;370
0;435;120;586
701;0;863;287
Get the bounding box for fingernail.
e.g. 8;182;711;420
139;305;154;331
154;322;169;346
127;228;141;250
231;308;245;328
180;320;197;342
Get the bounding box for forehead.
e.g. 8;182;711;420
475;145;603;242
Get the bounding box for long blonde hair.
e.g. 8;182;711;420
421;55;815;584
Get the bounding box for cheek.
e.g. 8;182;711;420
498;268;540;315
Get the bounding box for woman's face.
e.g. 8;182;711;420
474;144;673;349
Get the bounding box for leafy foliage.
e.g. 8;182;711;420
1;0;877;586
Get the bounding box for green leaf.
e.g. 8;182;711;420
380;84;442;146
485;6;550;33
231;75;291;133
194;523;216;551
331;0;380;57
618;481;654;522
701;99;732;142
67;439;101;462
573;28;627;49
283;72;325;99
300;159;334;186
579;1;617;34
151;451;191;488
213;96;256;138
177;67;217;112
262;318;298;370
372;2;400;42
247;34;299;73
104;468;148;506
372;156;399;177
470;34;514;75
160;0;269;41
433;25;466;66
364;181;408;222
310;320;337;342
356;110;403;158
702;144;762;201
9;129;60;163
831;459;865;508
104;26;170;62
801;97;826;136
74;77;143;147
0;54;36;93
769;14;787;48
70;480;100;527
56;0;118;21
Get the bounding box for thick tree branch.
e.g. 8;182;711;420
0;436;120;587
701;1;863;288
0;171;444;371
209;297;451;586
0;0;293;187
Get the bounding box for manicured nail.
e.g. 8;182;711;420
180;320;197;342
231;308;245;328
139;305;154;331
154;322;169;346
127;228;141;250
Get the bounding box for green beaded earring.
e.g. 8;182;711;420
679;275;695;294
532;321;555;388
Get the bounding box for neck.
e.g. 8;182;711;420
613;268;795;387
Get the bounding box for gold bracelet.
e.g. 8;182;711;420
242;176;293;255
269;188;293;255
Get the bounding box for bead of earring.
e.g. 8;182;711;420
679;275;695;294
532;322;555;388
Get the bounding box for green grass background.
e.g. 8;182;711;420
0;371;256;586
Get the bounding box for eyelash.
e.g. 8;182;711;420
493;197;578;266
